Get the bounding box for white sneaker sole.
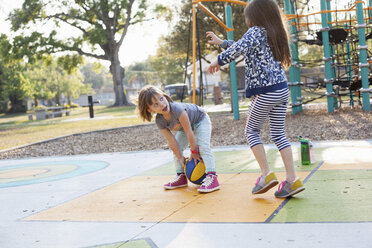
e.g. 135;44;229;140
198;185;221;193
164;184;187;190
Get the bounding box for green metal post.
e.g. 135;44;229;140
356;1;371;111
369;0;372;55
326;0;338;108
225;5;240;120
345;23;354;107
326;0;336;79
284;0;303;114
320;0;335;112
370;0;372;24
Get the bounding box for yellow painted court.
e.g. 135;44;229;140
1;140;372;247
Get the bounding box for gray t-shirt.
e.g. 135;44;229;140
155;102;206;131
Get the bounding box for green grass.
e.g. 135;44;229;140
0;105;143;151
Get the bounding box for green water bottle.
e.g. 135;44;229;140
298;136;310;165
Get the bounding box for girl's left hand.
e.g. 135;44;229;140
190;152;201;164
208;60;220;74
206;31;223;45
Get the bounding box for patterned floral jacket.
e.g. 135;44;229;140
217;26;288;98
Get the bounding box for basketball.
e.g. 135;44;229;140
184;158;206;185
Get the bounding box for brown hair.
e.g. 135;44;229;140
136;85;173;122
244;0;291;68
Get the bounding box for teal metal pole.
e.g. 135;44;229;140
326;0;336;79
369;0;372;53
225;5;240;120
356;1;371;111
326;0;338;108
370;0;372;23
284;0;303;114
345;23;354;107
369;0;372;52
320;0;335;112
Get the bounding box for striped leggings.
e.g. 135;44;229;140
245;87;290;151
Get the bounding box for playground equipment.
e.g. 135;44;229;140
284;0;372;113
188;0;371;117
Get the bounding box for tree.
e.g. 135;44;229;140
125;59;159;88
80;62;112;90
0;34;33;112
164;1;247;61
150;0;248;88
7;0;168;106
1;62;32;113
0;59;5;102
24;59;93;106
149;37;185;86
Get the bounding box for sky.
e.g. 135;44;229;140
0;0;177;67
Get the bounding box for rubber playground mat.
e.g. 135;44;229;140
24;144;372;224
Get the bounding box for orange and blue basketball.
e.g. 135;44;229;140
184;158;206;185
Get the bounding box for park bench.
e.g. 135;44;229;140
32;106;70;120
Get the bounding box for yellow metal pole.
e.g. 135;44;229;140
198;3;234;32
194;0;247;6
192;3;197;104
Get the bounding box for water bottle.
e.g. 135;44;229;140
298;136;310;165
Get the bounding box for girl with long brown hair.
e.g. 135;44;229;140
207;0;304;198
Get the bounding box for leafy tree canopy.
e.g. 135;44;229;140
5;0;170;106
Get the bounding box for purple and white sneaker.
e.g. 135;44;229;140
198;173;220;193
164;174;188;190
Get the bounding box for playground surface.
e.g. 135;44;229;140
1;140;372;248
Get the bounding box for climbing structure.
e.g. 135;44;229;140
284;0;371;113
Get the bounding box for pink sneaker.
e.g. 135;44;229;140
198;173;220;193
164;174;188;189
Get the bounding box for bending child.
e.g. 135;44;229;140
207;0;304;197
137;85;220;193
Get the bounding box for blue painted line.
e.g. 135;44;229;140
0;160;108;188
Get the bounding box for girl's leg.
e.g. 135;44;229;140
164;131;189;190
279;146;296;182
194;114;220;193
173;131;189;173
245;95;271;175
250;144;270;175
246;95;279;194
267;88;296;182
194;115;216;173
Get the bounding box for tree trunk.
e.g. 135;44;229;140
55;94;61;106
8;97;27;113
110;53;129;106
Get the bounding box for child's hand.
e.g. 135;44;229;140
190;152;201;164
206;31;223;45
208;60;220;74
